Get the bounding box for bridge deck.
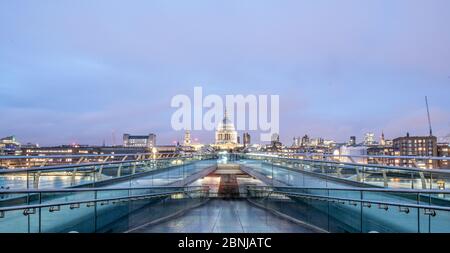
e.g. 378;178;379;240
130;199;316;233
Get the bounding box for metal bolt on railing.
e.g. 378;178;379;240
49;206;61;212
86;202;95;207
70;203;80;209
399;206;410;214
424;209;437;217
23;208;36;216
349;201;358;206
363;202;372;208
100;201;109;206
378;204;389;211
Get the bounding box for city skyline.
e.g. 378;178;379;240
3;126;448;147
1;0;450;145
2;1;450;239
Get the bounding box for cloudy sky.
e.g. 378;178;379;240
1;0;449;146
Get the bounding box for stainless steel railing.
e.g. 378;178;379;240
0;186;210;233
247;185;450;233
239;154;450;190
0;155;218;189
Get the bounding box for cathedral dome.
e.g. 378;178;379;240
215;110;238;148
216;111;236;131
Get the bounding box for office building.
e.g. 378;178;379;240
438;143;450;168
349;136;356;146
243;133;251;147
393;133;438;168
301;135;310;147
0;136;21;155
364;133;376;146
123;133;156;148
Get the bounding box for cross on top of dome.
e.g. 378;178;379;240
217;109;235;130
222;109;232;125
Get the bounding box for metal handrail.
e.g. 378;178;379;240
247;188;450;212
0;152;192;160
0;185;209;194
259;152;450;161
0;188;210;212
0;159;147;174
0;155;215;174
246;185;450;194
244;153;450;174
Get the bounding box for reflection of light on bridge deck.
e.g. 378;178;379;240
191;176;221;196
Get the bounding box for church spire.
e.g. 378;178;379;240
380;130;386;146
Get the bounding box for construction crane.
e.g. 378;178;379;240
425;96;433;137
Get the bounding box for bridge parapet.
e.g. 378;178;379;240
0;155;218;190
247;185;450;233
0;186;210;233
239;153;450;190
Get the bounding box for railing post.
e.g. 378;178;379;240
327;188;330;232
419;172;427;189
26;170;29;189
71;167;77;186
382;170;388;188
38;192;42;233
131;162;137;175
40;158;48;168
355;166;362;182
92;166;96;187
360;190;363;233
76;156;85;165
336;167;342;177
271;159;274;186
98;156;110;177
429;171;433;190
417;193;420;233
94;190;98;233
183;160;186;184
33;171;41;189
117;155;128;177
362;166;366;183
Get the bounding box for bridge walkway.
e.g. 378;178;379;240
129;199;317;233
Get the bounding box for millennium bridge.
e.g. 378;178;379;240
1;152;450;233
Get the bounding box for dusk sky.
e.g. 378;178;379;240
1;0;450;146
